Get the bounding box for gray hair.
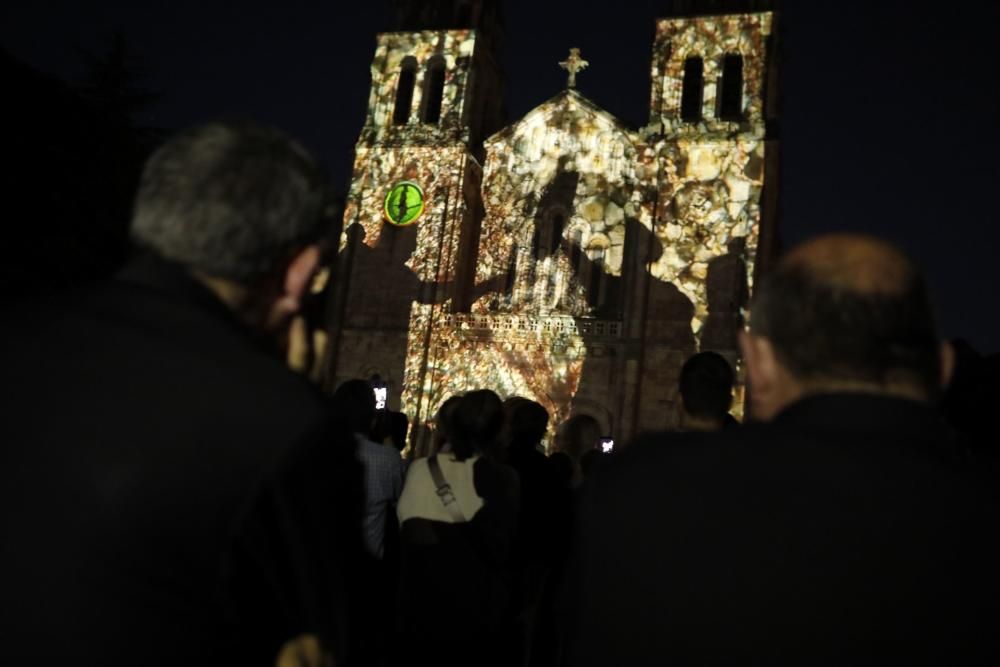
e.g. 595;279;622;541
131;121;327;281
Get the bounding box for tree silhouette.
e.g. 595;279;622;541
77;30;160;125
4;34;163;294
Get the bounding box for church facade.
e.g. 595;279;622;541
325;1;780;448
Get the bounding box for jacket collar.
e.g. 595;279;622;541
769;392;956;455
114;252;265;348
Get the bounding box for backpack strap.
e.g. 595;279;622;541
427;455;467;523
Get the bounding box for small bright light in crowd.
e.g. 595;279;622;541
374;386;388;410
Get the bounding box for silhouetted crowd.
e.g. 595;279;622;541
336;382;602;667
3;121;1000;667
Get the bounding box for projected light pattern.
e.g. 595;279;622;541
362;30;478;143
341;28;481;266
384;181;425;226
643;133;764;333
333;13;776;443
467;16;773;335
341;144;469;283
474;90;638;318
650;13;773;134
407;308;597;434
644;12;773;332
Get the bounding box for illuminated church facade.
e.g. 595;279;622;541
326;0;780;448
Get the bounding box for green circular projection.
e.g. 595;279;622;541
384;181;425;226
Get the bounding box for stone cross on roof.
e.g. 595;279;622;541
559;48;589;89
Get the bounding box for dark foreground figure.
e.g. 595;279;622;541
395;390;520;667
0;122;362;666
565;235;1000;666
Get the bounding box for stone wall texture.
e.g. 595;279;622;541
327;11;779;451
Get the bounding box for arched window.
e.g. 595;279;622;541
461;66;476;127
533;209;565;260
393;57;417;125
570;228;584;276
421;57;446;124
504;249;518;300
549;212;565;256
718;54;744;121
588;250;605;309
680;56;704;122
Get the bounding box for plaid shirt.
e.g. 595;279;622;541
355;433;405;559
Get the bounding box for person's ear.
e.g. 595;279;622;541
284;244;321;306
739;330;770;393
739;330;789;421
267;245;321;334
939;340;956;390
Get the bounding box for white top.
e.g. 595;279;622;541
397;454;485;525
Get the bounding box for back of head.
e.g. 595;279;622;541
560;414;601;461
389;411;409;452
749;234;940;397
580;448;601;478
548;451;574;487
131;121;326;282
507;399;549;450
433;395;463;448
333;379;376;437
450;389;504;461
679;352;734;421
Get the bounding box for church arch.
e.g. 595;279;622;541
421;56;447;124
680;56;704;122
562;403;614;439
533;205;568;261
588;246;607;310
393;56;417;125
569;224;585;277
718;53;744;120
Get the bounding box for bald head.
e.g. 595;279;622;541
743;234;943;419
782;234;917;297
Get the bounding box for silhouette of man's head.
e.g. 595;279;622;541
505;397;549;450
679;352;734;431
333;379;377;436
741;234;949;421
451;390;505;461
433;395;463;454
558;414;601;461
131;121;329;337
388;411;409;452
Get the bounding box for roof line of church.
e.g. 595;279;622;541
485;88;635;146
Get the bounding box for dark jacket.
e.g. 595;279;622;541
395;455;519;667
565;394;1000;666
0;255;364;666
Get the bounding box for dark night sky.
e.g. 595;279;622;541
3;1;999;352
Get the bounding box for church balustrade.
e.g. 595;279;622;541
443;312;622;339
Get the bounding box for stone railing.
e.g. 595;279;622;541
442;313;622;339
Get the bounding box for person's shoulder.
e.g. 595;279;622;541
472;455;516;475
402;456;430;481
618;428;734;462
472;457;519;490
586;427;757;490
508;445;547;474
359;437;404;465
631;421;768;452
238;358;332;433
2;283;115;349
399;458;432;506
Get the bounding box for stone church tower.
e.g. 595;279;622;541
327;0;780;449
